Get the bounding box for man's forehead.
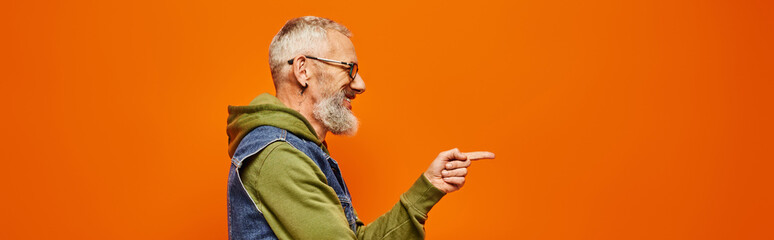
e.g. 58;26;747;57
326;30;357;63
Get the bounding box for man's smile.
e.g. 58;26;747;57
344;91;355;110
344;97;352;110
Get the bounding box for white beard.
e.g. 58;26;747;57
313;88;359;136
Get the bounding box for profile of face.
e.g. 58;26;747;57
311;31;366;136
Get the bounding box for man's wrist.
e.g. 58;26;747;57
402;174;447;216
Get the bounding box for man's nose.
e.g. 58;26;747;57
350;74;366;94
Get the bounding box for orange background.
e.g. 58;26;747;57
2;0;773;239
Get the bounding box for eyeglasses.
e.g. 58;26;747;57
287;56;359;80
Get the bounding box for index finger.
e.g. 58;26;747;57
463;151;495;161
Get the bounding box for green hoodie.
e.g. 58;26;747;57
227;93;446;239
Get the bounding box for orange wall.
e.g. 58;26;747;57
2;0;773;239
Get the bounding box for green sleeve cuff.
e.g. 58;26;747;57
401;174;446;215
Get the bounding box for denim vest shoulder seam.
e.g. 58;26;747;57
231;126;287;168
231;139;277;168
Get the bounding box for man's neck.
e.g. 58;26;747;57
309;119;328;142
277;93;328;142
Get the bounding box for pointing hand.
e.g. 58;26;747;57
423;148;495;193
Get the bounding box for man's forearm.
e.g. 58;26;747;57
355;175;446;239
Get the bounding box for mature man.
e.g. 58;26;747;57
226;16;494;239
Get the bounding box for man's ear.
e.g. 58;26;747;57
292;55;311;88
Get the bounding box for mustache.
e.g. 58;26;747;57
332;89;357;99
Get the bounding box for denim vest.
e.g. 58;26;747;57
227;126;358;240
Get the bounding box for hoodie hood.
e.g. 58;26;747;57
226;93;322;158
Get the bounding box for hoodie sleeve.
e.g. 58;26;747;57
239;142;446;240
354;173;446;239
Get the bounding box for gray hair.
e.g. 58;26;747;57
268;16;352;87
